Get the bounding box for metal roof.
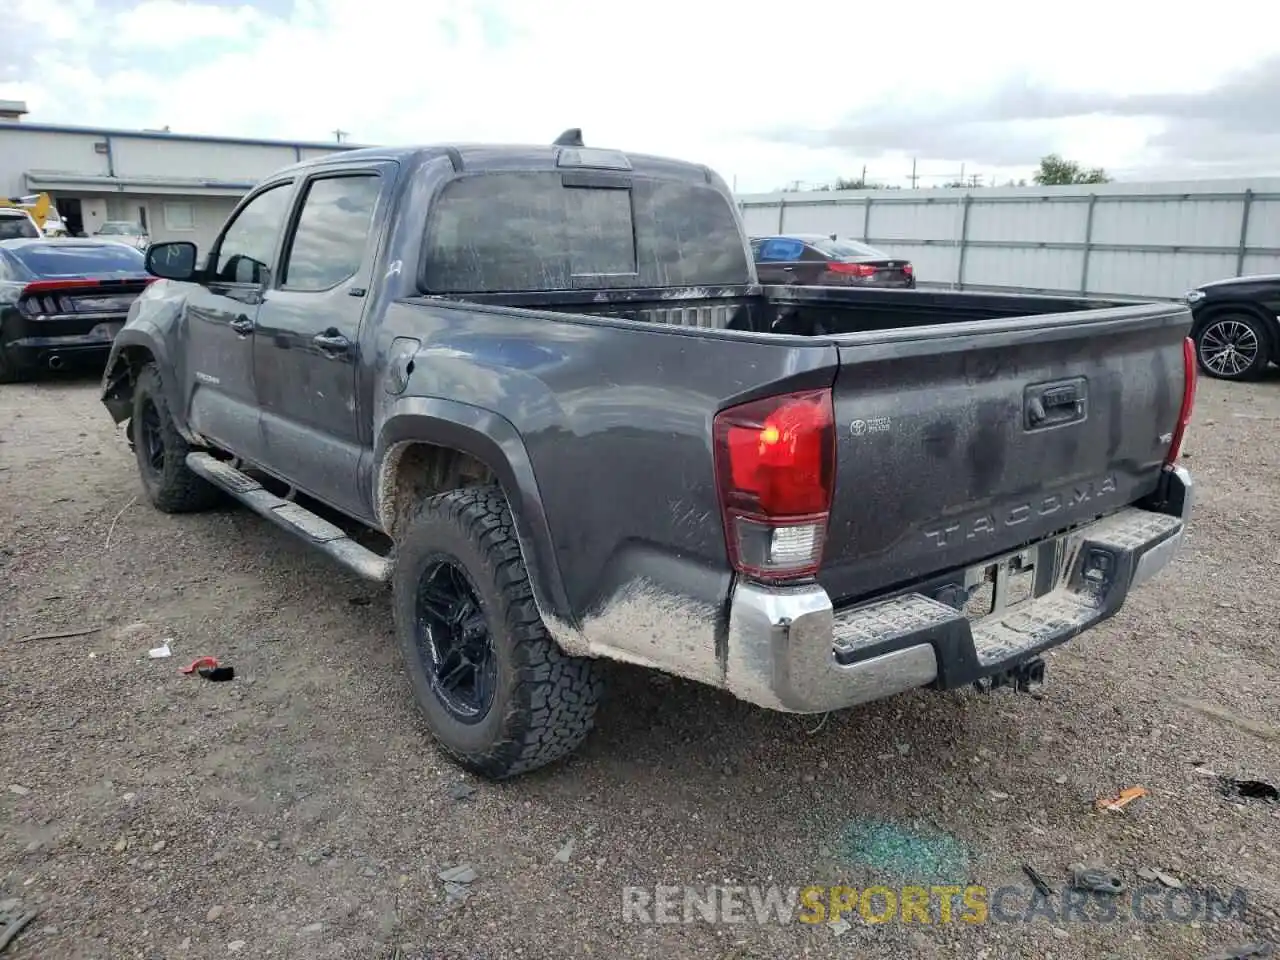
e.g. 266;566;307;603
0;119;366;152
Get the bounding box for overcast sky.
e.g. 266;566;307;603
2;0;1277;192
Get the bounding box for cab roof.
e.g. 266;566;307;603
269;142;720;188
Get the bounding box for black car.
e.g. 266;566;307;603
750;233;915;287
1185;274;1280;381
0;238;151;382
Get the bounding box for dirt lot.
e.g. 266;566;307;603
2;372;1278;960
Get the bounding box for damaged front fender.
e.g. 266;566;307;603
99;326;172;424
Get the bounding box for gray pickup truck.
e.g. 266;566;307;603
100;131;1197;779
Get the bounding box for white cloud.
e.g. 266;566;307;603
2;0;1278;191
111;1;265;48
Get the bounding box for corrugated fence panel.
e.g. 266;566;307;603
1247;198;1280;249
782;200;864;237
964;245;1085;291
889;241;961;281
869;198;963;242
1091;197;1243;248
1088;250;1238;298
740;204;780;236
967;199;1088;244
1242;254;1280;277
737;177;1280;299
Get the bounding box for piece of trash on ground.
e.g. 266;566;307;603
180;656;234;681
1022;864;1054;897
1220;777;1278;804
553;838;576;863
438;863;477;902
148;642;171;659
1069;864;1125;895
828;918;851;937
181;656;219;675
1137;866;1183;888
446;782;476;801
0;903;39;954
1095;785;1148;812
16;625;99;644
7;785;30;797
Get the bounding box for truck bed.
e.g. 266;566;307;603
449;283;1134;337
402;284;1190;613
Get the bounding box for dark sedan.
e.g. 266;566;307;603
1185;273;1280;381
750;233;915;288
0;238;152;383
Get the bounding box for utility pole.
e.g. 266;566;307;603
908;158;919;189
861;164;867;186
333;129;349;143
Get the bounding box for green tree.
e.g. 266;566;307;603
833;176;888;190
1033;154;1111;185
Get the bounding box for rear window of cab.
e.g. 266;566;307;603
422;171;751;293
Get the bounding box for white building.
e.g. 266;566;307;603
0;101;361;251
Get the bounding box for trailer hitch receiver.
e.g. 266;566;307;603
974;656;1046;694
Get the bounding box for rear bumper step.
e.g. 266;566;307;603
724;466;1192;714
186;453;391;583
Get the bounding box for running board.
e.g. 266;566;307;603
185;452;391;583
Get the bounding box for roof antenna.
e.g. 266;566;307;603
553;128;584;147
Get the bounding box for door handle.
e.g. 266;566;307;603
1025;378;1087;429
312;330;352;356
229;315;254;337
781;266;795;272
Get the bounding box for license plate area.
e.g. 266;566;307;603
89;322;124;341
962;550;1037;621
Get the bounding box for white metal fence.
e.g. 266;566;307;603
736;177;1280;301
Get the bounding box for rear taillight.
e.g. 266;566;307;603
16;277;153;317
713;388;835;582
1165;336;1198;465
826;262;877;278
902;263;914;276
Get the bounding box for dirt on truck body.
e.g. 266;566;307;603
99;131;1197;779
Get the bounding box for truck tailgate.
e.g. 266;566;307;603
819;303;1192;605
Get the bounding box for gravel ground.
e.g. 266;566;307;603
1;371;1278;960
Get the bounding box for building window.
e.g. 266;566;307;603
164;202;195;231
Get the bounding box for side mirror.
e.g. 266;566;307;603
146;241;199;281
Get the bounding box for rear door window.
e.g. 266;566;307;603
758;237;805;262
280;174;382;291
422;172;750;293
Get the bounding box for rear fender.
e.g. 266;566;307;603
375;396;577;636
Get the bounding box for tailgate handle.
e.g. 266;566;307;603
1025;378;1087;429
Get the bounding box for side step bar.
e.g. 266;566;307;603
186;452;391;583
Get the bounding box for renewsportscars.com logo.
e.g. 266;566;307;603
621;884;1249;926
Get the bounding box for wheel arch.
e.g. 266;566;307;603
375;397;576;630
100;328;176;424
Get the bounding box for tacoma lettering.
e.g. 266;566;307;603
922;476;1118;548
